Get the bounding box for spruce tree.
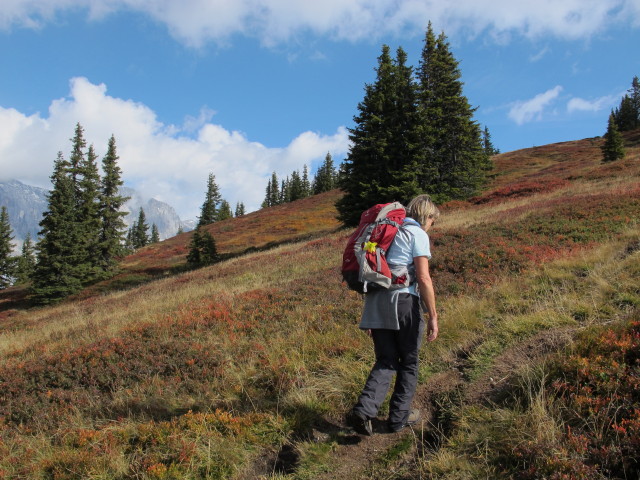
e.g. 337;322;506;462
187;228;202;264
631;76;640;126
132;208;149;249
99;135;129;272
198;173;222;226
301;165;311;197
14;232;36;285
614;95;638;131
482;126;500;156
76;144;103;281
124;225;135;253
187;227;219;265
383;46;422;203
281;177;290;204
68;123;87;189
235;202;246;217
0;206;15;289
313;152;337;194
268;173;277;206
217;200;233;221
602;113;626;162
262;182;272;209
150;224;160;243
289;170;305;201
32;153;84;302
417;26;490;200
415;22;441;191
337;45;397;226
336;45;422;225
263;172;279;207
67;123;99;282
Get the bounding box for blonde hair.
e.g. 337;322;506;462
407;194;440;226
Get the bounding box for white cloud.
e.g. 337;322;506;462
567;93;621;113
0;0;637;46
508;86;563;125
529;46;550;62
0;77;350;219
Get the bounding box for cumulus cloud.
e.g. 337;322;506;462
567;93;621;113
0;0;637;46
508;86;563;125
0;77;350;219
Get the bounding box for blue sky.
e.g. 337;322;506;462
1;1;639;220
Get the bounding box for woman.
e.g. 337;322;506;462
349;194;439;435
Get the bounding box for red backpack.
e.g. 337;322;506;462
341;202;414;294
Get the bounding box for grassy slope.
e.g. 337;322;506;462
0;131;638;479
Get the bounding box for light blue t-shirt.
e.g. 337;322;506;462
386;218;431;296
359;218;431;330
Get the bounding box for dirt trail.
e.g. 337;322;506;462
261;326;577;480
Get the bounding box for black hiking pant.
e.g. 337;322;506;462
354;293;424;429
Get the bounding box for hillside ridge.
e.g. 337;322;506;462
0;130;639;479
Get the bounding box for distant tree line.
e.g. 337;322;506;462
336;23;495;226
261;152;339;208
603;75;639;163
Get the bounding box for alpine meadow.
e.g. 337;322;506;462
0;125;638;477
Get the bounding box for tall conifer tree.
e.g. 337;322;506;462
262;172;281;208
337;45;422;225
99;135;129;272
235;202;245;217
301;165;311;198
614;76;640;131
288;170;305;201
631;76;640;125
270;173;280;206
132;208;149;249
217;200;233;221
313;152;337;194
337;45;398;225
482;126;499;156
0;206;15;289
68;123;86;189
614;96;638;131
32;153;84;302
262;182;272;209
150;224;160;243
415;22;440;190
14;232;36;285
417;25;490;200
281;177;290;204
76;144;103;281
198;173;222;226
602;113;626;162
383;46;422;202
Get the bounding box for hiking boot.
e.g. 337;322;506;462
388;409;421;433
347;409;373;436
